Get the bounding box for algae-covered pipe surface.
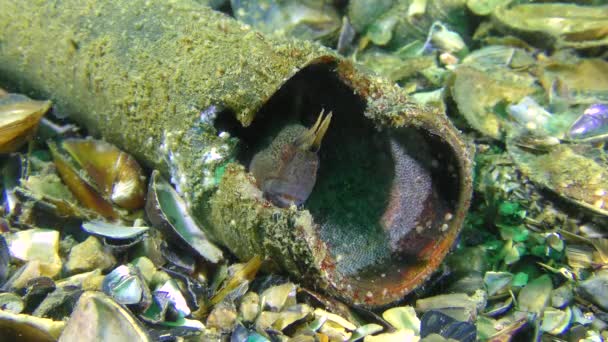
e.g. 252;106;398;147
0;0;473;306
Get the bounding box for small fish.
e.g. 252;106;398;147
249;110;332;208
568;104;608;141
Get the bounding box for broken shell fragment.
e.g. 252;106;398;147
382;306;420;334
419;310;476;342
0;0;473;307
155;279;191;317
49;138;146;220
102;265;151;309
0;92;51;153
416;293;480;323
449;64;537;139
210;256;262;306
2;261;43;291
260;282;297;312
568;104;608;142
239;291;260;323
6;229;61;278
58;291;150;341
541;307;572;335
145;170;223;264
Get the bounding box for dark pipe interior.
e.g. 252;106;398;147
216;63;460;282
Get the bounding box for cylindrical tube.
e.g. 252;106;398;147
0;0;473;307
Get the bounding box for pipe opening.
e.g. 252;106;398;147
219;62;461;302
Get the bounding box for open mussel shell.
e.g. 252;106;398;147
145;170;224;264
0;0;472;307
0;91;51;153
48;138;146;220
81;220;150;253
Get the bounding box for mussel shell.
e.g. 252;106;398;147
0;93;51;153
420;310;476;342
145;170;223;264
22;277;56;314
58;291;150;341
508;142;608;217
491;3;608;50
32;286;83;321
0;310;64;342
49;138;147;220
0;293;25;314
82;220;149;240
0;235;9;285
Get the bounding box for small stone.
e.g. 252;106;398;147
130;257;156;285
261;282;297;312
206;302;237;332
578;270;608;310
255;311;281;332
82;274;106;291
551;284;573;309
65;236;116;274
239;292;260;323
382;306;420;334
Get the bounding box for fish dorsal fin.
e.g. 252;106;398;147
294;109;332;152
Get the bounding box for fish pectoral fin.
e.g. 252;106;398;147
294;109;333;152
